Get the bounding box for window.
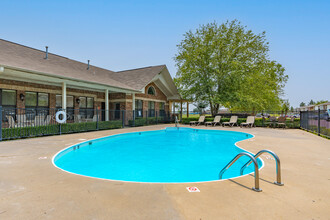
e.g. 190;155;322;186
38;93;49;107
25;92;49;118
147;86;156;95
148;101;155;117
56;95;74;120
25;92;37;107
1;90;16;106
135;100;143;117
159;102;165;117
1;89;16;121
79;97;94;118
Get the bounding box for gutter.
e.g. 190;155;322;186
0;64;140;93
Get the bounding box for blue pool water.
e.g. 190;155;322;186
53;127;262;183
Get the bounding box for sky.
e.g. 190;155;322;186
0;0;329;108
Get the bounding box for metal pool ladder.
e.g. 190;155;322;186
219;152;262;192
175;116;179;128
219;150;283;192
240;149;284;186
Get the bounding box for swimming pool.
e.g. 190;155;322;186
53;127;263;183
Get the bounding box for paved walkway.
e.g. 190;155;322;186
0;125;329;219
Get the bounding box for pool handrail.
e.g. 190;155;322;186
240;149;284;186
219;152;262;192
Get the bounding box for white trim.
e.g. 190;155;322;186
1;65;139;93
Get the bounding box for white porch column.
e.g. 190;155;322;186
62;82;66;110
105;89;109;121
132;93;136;110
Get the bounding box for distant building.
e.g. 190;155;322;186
298;102;330;111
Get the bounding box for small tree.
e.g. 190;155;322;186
308;100;315;105
281;100;290;116
315;100;329;105
174;20;288;116
300;102;306;107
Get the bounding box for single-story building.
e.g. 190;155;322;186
298;102;330;112
0;39;185;124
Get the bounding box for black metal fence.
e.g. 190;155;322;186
300;110;330;138
0;107;173;141
179;110;300;118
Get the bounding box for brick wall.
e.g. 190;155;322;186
0;79;171;113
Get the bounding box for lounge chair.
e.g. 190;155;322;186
205;116;221;127
189;116;205;126
240;116;255;128
276;116;287;128
222;116;238;127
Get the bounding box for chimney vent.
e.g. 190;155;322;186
45;46;48;59
87;60;90;70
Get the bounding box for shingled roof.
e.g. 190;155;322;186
0;39;136;91
109;65;166;90
0;39;176;95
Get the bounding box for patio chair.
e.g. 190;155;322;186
6;116;19;128
265;116;277;128
189;116;205;126
92;115;99;122
205;116;221;127
34;115;45;126
75;115;82;123
44;115;52;125
276;116;287;128
240;116;255;128
16;114;28;127
222;116;238;127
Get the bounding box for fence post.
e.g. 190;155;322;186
133;110;135;127
318;109;320;136
122;110;125;128
0;106;2;141
262;110;264;127
96;108;99;130
156;111;158;124
146;110;148;125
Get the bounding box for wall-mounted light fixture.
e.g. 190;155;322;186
76;98;80;104
20;93;25;101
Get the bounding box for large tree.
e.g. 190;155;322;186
174;20;288;116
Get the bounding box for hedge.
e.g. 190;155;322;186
180;116;300;128
128;117;167;127
2;120;122;140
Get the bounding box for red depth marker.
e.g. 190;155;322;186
186;186;200;192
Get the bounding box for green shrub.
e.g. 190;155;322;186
128;117;166;126
1;120;123;140
180;116;300;128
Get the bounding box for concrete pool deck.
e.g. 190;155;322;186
0;125;329;220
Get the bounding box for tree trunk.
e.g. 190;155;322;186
211;103;219;117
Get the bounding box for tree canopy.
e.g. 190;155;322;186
174;20;288;115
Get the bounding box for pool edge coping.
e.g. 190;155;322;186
51;127;265;185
